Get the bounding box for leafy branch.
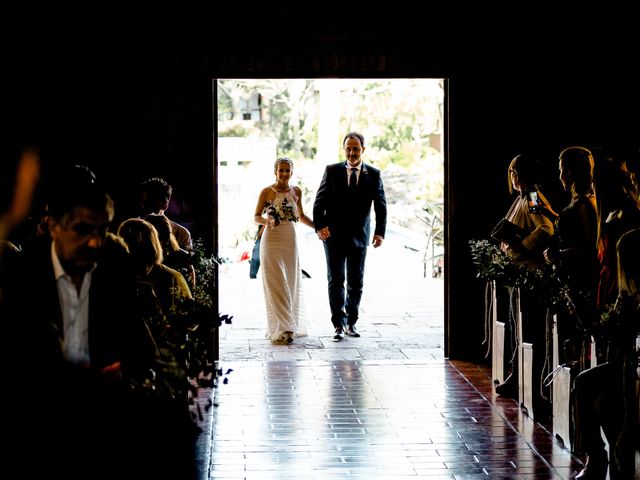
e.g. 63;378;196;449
469;238;572;314
133;239;233;402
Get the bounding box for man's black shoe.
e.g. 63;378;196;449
332;328;344;341
345;325;360;337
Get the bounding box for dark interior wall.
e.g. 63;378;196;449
4;75;215;246
3;6;638;361
447;57;640;359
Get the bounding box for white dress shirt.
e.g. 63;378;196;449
51;241;94;367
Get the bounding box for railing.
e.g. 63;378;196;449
417;199;443;278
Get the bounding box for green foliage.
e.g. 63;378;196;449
219;79;319;161
219;125;251;137
133;239;232;401
469;239;518;284
217;78;444;248
218;78;442;177
469;239;572;314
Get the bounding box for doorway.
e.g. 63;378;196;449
213;78;446;361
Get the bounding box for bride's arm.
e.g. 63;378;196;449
294;187;315;229
254;188;273;227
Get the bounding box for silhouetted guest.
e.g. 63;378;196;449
495;153;555;412
572;227;640;480
144;212;196;289
139;176;193;251
544;146;599;368
0;179;161;479
500;153;555;267
118;217;193;315
593;151;640;314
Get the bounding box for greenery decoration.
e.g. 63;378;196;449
468;238;572;314
131;239;233;411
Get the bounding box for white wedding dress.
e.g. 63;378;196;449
260;187;308;342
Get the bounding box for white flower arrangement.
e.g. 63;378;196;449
267;198;298;223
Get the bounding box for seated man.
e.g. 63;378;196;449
0;172;195;478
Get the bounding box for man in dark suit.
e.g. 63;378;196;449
0;175;164;478
313;132;387;341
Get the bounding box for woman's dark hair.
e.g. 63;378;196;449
508;153;540;195
559;146;594;196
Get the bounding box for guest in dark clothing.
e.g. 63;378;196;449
592;152;640;313
118;217;193;315
572;227;640;480
494;153;555;419
499;153;555;266
139;176;193;251
0;177;196;479
144;212;196;289
545;146;599;368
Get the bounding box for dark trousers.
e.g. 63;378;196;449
323;240;366;328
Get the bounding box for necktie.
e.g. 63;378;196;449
349;168;358;190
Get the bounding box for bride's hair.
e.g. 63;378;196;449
274;157;294;171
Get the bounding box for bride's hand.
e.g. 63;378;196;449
267;216;279;229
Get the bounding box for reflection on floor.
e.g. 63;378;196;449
198;360;586;479
207;242;590;479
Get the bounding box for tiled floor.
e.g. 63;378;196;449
196;360;585;479
196;241;587;479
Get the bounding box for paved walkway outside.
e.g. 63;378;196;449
218;231;444;362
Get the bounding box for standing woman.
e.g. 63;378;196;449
254;157;314;344
495;153;555;413
544;146;599;367
500;153;555;267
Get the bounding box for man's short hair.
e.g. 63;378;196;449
140;177;172;213
140;177;172;199
343;132;365;147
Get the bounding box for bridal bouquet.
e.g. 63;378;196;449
267;198;298;223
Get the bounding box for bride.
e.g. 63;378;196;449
253;157;315;344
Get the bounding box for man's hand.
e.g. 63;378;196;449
372;235;384;248
317;227;330;241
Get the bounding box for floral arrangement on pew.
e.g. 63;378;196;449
468;238;572;315
469;238;578;361
469;237;615;334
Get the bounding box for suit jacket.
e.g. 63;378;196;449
0;234;182;479
313;161;387;248
1;233;157;382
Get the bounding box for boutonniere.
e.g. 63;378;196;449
361;167;368;175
